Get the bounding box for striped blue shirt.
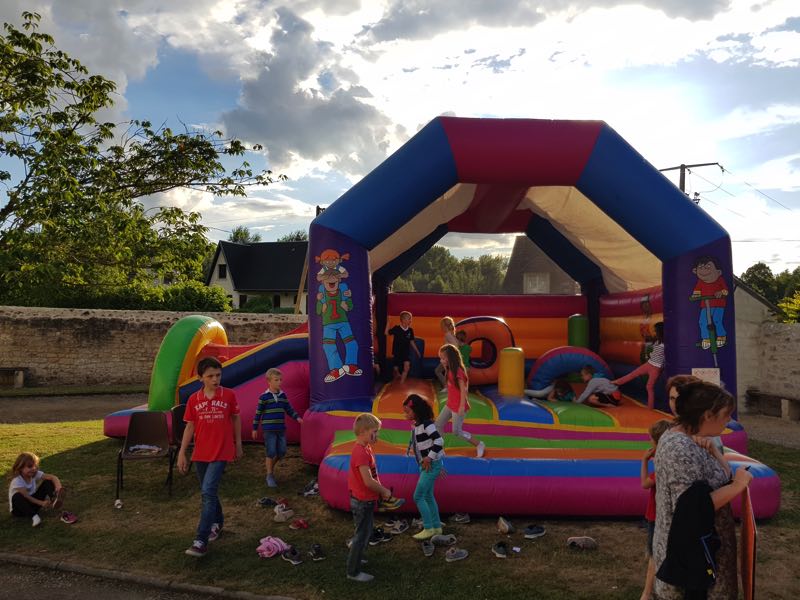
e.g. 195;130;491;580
252;390;300;432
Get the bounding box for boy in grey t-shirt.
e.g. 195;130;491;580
576;365;621;408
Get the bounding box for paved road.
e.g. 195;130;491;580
0;563;222;600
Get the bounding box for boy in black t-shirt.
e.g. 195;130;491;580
385;311;421;383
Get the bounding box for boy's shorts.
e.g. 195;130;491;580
264;431;287;459
646;520;655;556
392;356;410;370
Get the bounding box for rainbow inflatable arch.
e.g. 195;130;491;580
106;117;781;519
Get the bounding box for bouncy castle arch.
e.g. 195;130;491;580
308;117;736;407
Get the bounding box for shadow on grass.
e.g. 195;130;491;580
1;435;797;600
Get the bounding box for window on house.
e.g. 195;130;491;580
218;264;227;279
239;294;248;308
273;294;281;308
523;272;550;294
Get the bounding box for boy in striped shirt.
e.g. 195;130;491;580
252;368;303;487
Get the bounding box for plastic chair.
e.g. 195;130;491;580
167;404;190;487
115;411;171;501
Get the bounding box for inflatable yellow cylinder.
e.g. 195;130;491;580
498;347;525;397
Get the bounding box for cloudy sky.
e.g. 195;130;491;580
3;0;799;275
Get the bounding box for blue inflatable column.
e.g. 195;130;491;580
662;237;737;404
308;223;374;406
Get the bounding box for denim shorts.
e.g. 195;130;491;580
264;431;287;459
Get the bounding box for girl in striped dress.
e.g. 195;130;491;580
612;321;665;409
403;393;444;541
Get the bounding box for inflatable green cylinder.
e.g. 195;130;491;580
567;314;589;348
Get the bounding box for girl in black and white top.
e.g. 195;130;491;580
403;394;444;541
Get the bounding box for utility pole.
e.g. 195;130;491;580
659;162;721;193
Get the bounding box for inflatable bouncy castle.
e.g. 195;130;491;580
106;117;781;519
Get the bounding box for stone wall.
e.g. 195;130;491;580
734;286;776;408
0;306;306;386
755;321;800;399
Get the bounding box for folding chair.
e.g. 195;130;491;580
166;403;189;488
115;411;171;502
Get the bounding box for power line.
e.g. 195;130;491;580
718;165;794;212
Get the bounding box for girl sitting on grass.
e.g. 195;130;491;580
8;452;76;527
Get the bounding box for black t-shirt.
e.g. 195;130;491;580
388;325;415;361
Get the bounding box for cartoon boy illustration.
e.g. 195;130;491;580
316;266;362;383
690;256;728;350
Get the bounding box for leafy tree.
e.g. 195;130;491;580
394;245;509;294
740;262;777;304
778;292;800;323
277;229;308;242
0;13;283;307
774;267;800;301
228;225;262;244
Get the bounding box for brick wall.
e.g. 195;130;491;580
0;306;306;386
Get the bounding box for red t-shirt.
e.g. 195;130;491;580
348;442;380;501
184;387;240;462
645;472;656;522
446;368;470;412
693;278;728;308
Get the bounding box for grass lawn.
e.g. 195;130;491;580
1;418;798;600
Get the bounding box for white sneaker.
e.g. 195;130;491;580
347;572;374;582
32;514;42;527
476;441;486;458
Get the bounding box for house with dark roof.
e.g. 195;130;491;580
205;241;308;312
502;235;580;295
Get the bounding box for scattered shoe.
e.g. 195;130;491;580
274;507;295;523
32;514;42;528
476;441;486;458
208;523;222;542
258;497;277;507
308;543;326;561
524;524;546;539
185;540;207;557
411;518;424;530
422;540;435;557
492;541;509;559
266;474;277;488
567;536;598;550
346;538;353;549
445;547;469;562
277;497;290;506
430;534;457;546
274;502;290;513
412;528;436;541
369;527;393;545
497;516;515;534
51;488;66;511
347;572;374;582
451;513;471;524
60;511;78;525
301;480;320;497
386;518;409;534
281;546;303;565
289;518;309;530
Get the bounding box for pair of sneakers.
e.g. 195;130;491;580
368;526;392;546
185;522;222;557
384;518;409;535
274;503;294;523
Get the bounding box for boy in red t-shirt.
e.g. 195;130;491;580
640;419;672;600
178;357;243;558
346;413;393;583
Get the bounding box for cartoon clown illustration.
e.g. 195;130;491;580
690;255;728;350
316;266;362;383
